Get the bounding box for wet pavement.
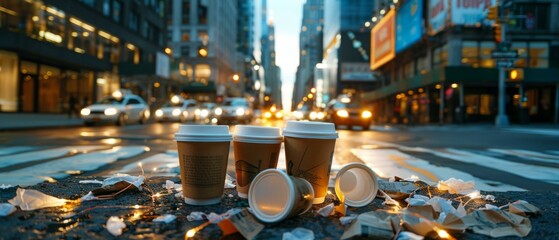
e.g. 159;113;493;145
0;176;557;239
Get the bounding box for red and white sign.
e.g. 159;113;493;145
429;0;448;35
371;9;395;70
451;0;496;25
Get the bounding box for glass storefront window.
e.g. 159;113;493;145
417;55;429;74
512;42;528;67
195;64;211;85
528;42;548;68
0;51;19;112
480;41;495;68
68;17;96;56
433;44;448;68
403;61;414;79
39;65;62;113
461;41;478;67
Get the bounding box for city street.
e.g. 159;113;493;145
1;120;558;192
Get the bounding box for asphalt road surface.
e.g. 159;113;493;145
0;120;558;192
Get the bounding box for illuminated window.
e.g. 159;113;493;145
461;41;478;67
195;64;211;85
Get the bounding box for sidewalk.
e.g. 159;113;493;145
0;113;83;131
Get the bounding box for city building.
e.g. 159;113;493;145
293;0;324;110
167;0;239;102
365;0;559;124
260;0;282;108
0;0;168;113
321;0;377;105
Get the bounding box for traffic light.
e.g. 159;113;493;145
494;24;502;43
487;6;499;21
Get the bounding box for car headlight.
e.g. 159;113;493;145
236;108;245;116
336;110;349;118
264;111;272;118
215;108;223;116
361;111;372;119
317;112;325;120
172;108;182;116
201;109;209;117
275;112;283;118
194;109;201;116
104;108;118;116
309;111;317;120
80;108;91;116
155;109;163;117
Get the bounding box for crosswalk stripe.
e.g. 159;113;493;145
350;148;525;192
434;148;559;185
114;152;179;176
0;146;107;169
489;149;559;164
0;146;40;156
0;146;148;186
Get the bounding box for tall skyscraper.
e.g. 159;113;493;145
260;0;281;107
293;0;324;110
167;0;239;102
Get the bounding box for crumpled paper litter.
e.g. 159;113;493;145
8;188;67;210
282;227;315;240
106;216;126;236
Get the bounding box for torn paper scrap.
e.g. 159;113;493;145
163;180;175;190
341;211;399;240
339;215;357;225
437;178;476;195
187;211;206;221
0;203;16;216
317;203;334;217
378;180;420;200
0;184;13;189
106;216;126;236
78;180;103;184
224;175;236;189
81;191;95;201
227;208;264;240
8;188;67;211
153;214;176;224
282;227;315;240
509;200;540;217
397;231;424;240
102;174;145;189
468;209;531;238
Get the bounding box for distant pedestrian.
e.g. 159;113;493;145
68;95;78;119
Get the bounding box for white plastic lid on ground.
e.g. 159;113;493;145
174;125;232;142
282;121;338;139
233;125;282;144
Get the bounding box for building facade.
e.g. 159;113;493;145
0;0;168;113
293;0;324;110
365;0;559;124
322;0;376;105
260;0;281;107
167;0;239;102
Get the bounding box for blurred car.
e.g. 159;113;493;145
194;102;217;123
325;96;372;130
262;104;284;120
293;105;311;120
214;98;253;124
81;91;150;126
308;108;326;121
154;97;197;122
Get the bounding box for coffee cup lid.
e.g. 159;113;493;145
174;125;232;142
233;125;282;144
282;121;338;139
334;163;378;207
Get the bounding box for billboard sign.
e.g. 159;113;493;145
396;0;424;52
371;9;395;70
429;0;448;35
451;0;496;26
341;63;376;81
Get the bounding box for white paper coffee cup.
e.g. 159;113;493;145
283;121;338;204
233;125;282;198
248;169;314;223
174;125;232;205
334;163;378;207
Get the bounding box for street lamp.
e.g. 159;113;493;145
232;74;240;82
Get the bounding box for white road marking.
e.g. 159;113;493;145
351;148;525;192
0;146;40;156
0;146;107;168
506;128;559;137
0;146;148;186
113;152;179;176
434;148;559;185
489;149;559;164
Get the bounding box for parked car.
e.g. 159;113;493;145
262;104;284;120
194;102;217;123
154;97;197;123
325;96;372;130
214;98;253;124
80;91;150;126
